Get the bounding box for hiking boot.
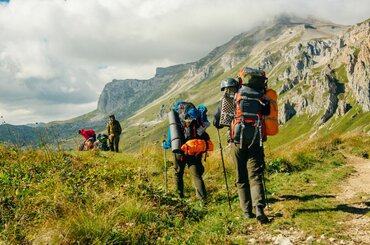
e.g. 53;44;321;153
243;212;256;219
255;206;269;224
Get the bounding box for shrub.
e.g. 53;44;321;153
267;158;295;173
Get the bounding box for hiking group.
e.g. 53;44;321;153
163;67;278;224
78;114;122;152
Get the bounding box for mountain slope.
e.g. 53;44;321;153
1;16;369;149
120;17;369;152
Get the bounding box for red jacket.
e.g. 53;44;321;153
79;129;95;140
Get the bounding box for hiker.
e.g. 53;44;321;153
159;104;165;119
107;114;122;152
94;133;110;151
163;101;212;202
78;129;96;151
213;69;272;224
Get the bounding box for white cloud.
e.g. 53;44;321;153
0;0;369;124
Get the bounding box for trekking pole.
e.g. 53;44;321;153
262;171;270;209
162;140;168;192
216;128;232;210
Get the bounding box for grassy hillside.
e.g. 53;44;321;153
1;133;369;244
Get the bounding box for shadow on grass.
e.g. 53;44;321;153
293;203;370;216
280;194;336;201
265;194;335;204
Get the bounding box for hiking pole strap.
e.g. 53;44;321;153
217;128;232;211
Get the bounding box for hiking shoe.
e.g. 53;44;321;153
255;206;269;224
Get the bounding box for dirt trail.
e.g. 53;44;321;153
248;154;370;244
337;154;370;200
336;154;370;244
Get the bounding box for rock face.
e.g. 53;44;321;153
269;20;370;125
97;64;189;118
344;21;370;111
97;18;369;127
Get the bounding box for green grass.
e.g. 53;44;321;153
334;64;349;83
319;109;370;137
1;132;369;244
353;47;361;59
266;114;319;151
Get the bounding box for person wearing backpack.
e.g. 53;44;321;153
79;128;96;141
213;69;272;224
163;101;212;202
78;128;96;151
107;114;122;152
94;133;110;151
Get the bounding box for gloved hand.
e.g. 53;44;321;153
162;141;171;149
213;119;224;129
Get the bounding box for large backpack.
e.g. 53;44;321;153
169;101;213;155
175;102;198;140
230;85;265;147
231;67;279;147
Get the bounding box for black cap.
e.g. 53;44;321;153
220;78;239;91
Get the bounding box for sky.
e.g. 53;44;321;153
0;0;369;125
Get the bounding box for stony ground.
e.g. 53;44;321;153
249;154;370;245
336;154;370;245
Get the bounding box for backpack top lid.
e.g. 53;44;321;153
174;101;198;122
238;67;266;78
238;67;267;91
174;101;195;112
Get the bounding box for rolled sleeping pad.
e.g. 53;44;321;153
168;110;184;153
220;93;235;127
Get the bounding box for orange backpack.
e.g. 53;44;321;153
264;89;279;136
181;139;213;156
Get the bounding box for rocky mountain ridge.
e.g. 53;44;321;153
1;16;369;146
95;17;308;119
269;20;369;124
123;18;369;132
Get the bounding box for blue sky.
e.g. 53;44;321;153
0;0;369;125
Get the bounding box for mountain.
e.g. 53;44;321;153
97;64;190;119
119;16;369;151
1;15;369;148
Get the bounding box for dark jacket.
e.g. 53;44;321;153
107;120;122;137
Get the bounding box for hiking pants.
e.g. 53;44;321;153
109;136;120;152
174;154;207;200
231;143;266;214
